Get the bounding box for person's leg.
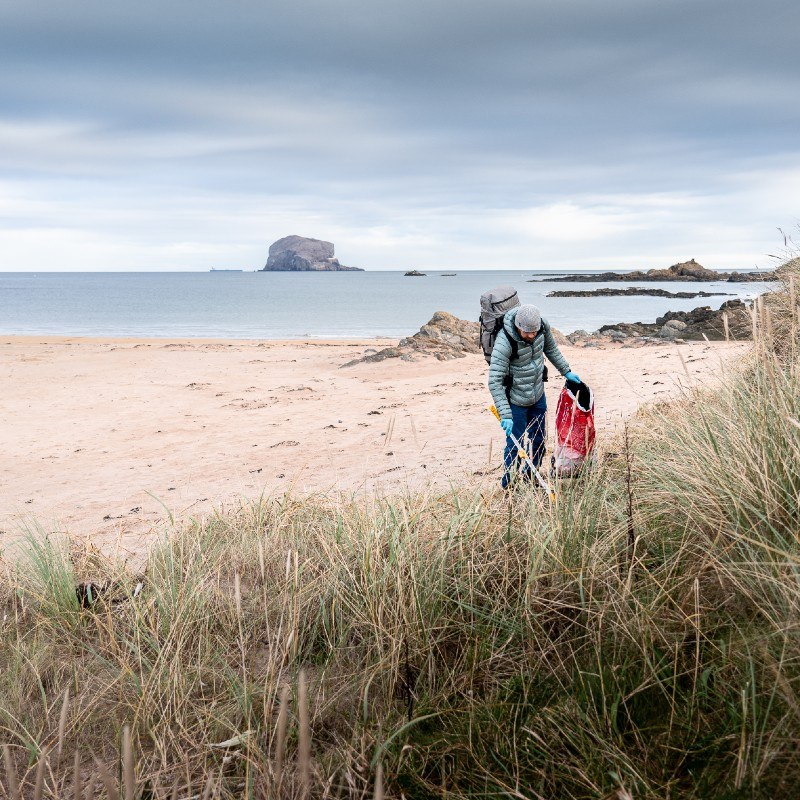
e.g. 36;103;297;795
501;403;528;489
521;394;548;478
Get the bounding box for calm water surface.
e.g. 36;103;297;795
0;271;774;338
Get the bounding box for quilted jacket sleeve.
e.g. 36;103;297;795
487;332;513;420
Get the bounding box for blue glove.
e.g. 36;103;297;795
565;371;581;383
500;418;514;436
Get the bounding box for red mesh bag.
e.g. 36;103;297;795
554;381;596;477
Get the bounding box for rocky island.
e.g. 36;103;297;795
261;235;363;271
546;258;777;283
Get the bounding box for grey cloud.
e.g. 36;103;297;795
4;1;798;97
0;0;798;270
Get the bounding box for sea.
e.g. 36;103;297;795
0;270;776;339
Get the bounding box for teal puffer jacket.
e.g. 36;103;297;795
488;306;571;420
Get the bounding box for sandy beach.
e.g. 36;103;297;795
0;336;747;555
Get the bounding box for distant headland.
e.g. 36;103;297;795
260;235;363;272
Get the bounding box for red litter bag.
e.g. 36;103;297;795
554;381;596;477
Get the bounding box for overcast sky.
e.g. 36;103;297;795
1;0;798;271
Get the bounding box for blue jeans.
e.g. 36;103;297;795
502;395;547;489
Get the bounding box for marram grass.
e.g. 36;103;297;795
1;264;799;799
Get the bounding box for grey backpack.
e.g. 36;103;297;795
479;286;520;364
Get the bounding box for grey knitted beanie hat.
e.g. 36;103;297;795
515;304;542;333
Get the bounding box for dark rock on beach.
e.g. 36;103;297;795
261;235;363;271
548;258;778;283
546;287;731;299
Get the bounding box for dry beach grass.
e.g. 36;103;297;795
1;264;799;798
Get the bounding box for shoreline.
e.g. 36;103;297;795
0;334;396;346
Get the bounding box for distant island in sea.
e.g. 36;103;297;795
260;235;363;272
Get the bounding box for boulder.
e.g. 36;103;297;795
596;321;655;338
404;270;427;277
567;329;591;343
342;312;570;366
261;235;363;271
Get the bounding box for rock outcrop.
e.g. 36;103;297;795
404;270;426;277
546;287;731;299
343;312;479;365
261;235;363;271
342;312;569;366
571;299;753;343
549;259;777;283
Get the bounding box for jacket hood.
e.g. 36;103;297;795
504;307;523;341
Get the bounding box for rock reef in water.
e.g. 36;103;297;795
546;287;731;299
549;259;777;283
261;235;363;271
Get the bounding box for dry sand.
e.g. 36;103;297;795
0;336;747;556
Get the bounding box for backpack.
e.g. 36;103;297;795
479;286;520;364
480;286;549;392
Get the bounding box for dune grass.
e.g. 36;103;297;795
1;265;799;798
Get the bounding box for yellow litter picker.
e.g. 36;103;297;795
490;405;556;502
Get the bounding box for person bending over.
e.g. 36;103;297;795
488;304;580;489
